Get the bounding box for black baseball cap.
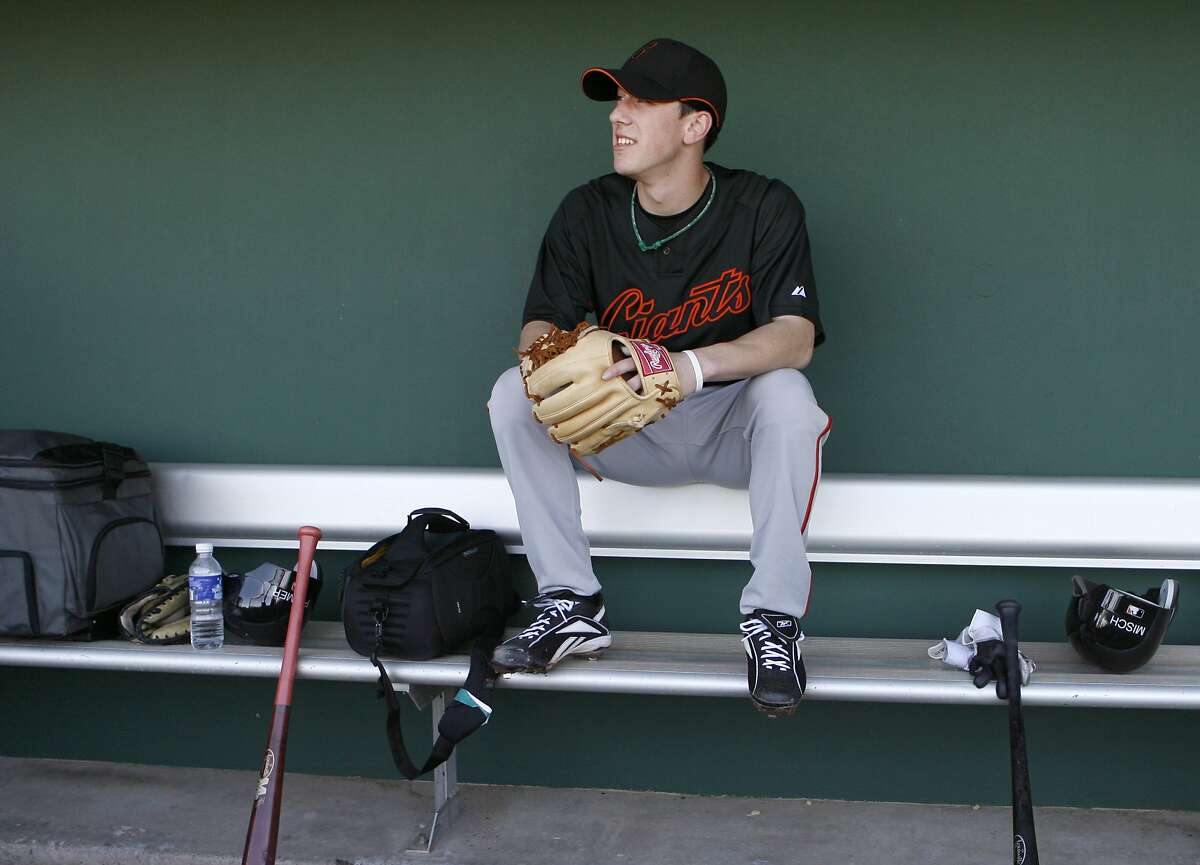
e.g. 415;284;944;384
581;38;727;130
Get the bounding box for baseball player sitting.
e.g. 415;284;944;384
487;38;831;716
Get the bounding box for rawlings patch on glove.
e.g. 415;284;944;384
119;573;190;645
520;323;683;457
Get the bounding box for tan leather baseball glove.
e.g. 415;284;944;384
119;573;191;644
520;323;683;457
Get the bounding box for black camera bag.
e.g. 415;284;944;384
341;508;519;778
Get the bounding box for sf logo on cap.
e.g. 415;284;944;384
631;41;658;61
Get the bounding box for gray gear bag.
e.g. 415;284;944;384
0;429;164;638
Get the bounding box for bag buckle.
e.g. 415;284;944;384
370;600;389;653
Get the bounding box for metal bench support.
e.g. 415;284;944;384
405;687;460;854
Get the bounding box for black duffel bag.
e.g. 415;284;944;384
341;508;519;778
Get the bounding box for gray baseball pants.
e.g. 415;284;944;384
487;365;832;619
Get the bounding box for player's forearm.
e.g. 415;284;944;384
690;316;815;383
518;320;555;353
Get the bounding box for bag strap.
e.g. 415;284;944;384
407;508;470;531
369;598;510;780
99;443;133;499
350;511;464;578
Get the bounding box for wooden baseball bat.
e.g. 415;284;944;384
995;599;1040;865
241;525;322;865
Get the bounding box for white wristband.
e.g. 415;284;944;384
682;350;704;394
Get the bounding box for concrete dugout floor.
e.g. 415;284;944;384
0;757;1196;865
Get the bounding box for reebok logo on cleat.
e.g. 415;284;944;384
761;613;801;641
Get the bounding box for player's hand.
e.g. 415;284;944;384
601;350;642;393
600;348;696;396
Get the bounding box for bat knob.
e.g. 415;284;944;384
995;599;1022;643
298;526;323;542
995;599;1022;627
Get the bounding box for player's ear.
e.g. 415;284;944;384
681;108;712;146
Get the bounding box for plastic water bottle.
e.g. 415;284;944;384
189;543;224;649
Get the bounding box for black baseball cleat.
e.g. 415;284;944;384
741;609;806;716
490;590;612;674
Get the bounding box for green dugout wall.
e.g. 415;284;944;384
2;3;1197;809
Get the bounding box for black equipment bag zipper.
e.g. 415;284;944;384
0;470;150;492
0;441;148;498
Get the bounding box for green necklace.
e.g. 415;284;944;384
630;166;716;253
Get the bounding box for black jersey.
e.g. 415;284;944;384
522;162;824;355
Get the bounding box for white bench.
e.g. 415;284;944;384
2;463;1198;850
153;464;1200;569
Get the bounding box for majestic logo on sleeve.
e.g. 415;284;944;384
600;267;752;341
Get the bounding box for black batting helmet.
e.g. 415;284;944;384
223;561;322;646
1065;575;1179;673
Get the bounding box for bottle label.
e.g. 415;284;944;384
190;574;223;602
